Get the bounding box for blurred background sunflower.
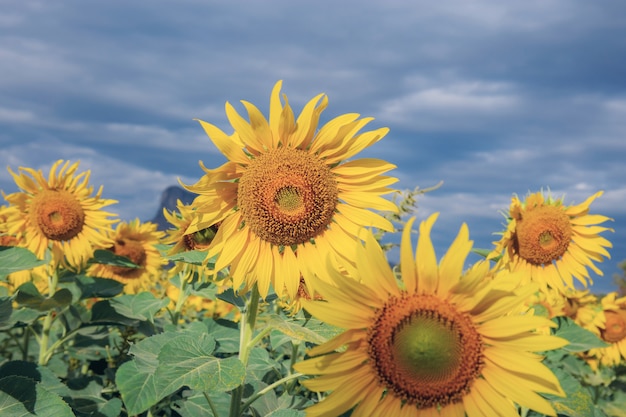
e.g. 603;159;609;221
2;160;118;270
87;219;165;294
491;190;613;294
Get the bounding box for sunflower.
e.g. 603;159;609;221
491;190;613;293
526;287;567;320
578;292;626;369
183;81;398;299
3;160;118;270
87;219;165;293
294;214;567;417
162;200;219;282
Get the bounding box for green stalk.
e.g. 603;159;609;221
38;268;59;365
171;266;191;325
228;284;261;417
240;372;303;412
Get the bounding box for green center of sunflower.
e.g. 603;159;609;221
367;294;484;409
275;186;303;213
30;189;86;241
392;316;462;383
107;238;146;278
514;205;572;265
601;310;626;343
237;147;338;246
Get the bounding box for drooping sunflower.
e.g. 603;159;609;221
3;160;118;270
294;214;567;417
491;190;613;293
162;200;219;282
87;219;165;293
578;292;626;369
183;81;398;299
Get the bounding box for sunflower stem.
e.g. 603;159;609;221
171;267;190;325
229;284;261;417
38;268;59;366
240;372;303;412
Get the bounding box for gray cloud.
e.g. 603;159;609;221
1;0;624;292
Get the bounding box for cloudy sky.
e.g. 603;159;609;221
1;0;624;293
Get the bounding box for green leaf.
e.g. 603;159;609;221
0;297;12;328
15;283;73;311
204;318;241;353
116;360;159;416
164;250;209;266
89;249;140;268
546;367;602;417
156;333;245;395
66;377;122;417
75;275;124;298
109;292;169;322
265;315;332;345
172;389;231;417
90;299;140;326
217;288;247;309
0;246;46;276
553;317;610;352
0;375;74;416
128;332;177;369
2;307;41;329
0;360;71;399
266;408;306;417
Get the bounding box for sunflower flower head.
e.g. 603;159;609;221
87;219;165;293
295;214;567;417
162;200;220;283
578;292;626;369
2;160;118;270
182;81;399;299
491;190;613;293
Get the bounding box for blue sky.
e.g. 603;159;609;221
1;1;625;293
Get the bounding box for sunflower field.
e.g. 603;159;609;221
1;82;625;417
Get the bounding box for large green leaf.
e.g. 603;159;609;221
109;292;169;322
116;360;159;416
0;375;74;417
552;317;609;352
0;246;45;276
156;333;245;396
117;324;232;415
128;332;179;369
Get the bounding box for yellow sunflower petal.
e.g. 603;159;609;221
479;315;556;338
195;119;249;165
482;366;558;416
438;222;472;295
416;212;440;294
289;93;328;149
